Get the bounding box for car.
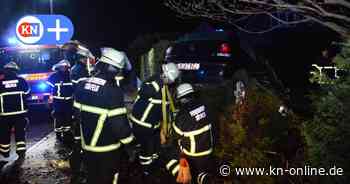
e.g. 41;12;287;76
165;29;268;105
0;45;63;106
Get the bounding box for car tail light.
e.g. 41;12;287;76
218;43;231;57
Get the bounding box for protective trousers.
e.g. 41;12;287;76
0;116;27;157
84;150;120;184
53;111;73;143
133;123;161;174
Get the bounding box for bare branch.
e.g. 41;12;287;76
164;0;350;36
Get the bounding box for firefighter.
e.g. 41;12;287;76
62;41;94;181
129;62;180;180
164;83;214;184
0;62;30;161
73;47;135;184
61;40;94;86
47;60;74;143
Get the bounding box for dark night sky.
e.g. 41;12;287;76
0;0;198;49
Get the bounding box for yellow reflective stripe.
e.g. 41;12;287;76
140;159;153;165
115;76;124;81
139;155;152;160
53;96;73;100
80;126;121;152
74;101;127;117
113;173;119;184
190;136;196;153
173;123;213;157
0;110;28;116
55;83;73;86
146;81;160;92
75;101;127;150
173;123;211;137
17;147;26;151
0;91;24;96
0;148;10;152
129;114;160;129
72;77;88;84
129;115;151;128
90;114;107;146
149;98;168;105
151;81;160;92
108;108;127;117
166;159;178;170
83;142;121;152
24;88;31;95
120;134;134;144
141;103;154;122
0;144;10;148
16;142;26;145
46;81;55;87
183;148;213;157
172;164;180;176
198;172;208;184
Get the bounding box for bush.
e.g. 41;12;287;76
305;40;350;184
201;81;306;184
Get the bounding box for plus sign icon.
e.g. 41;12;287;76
16;15;74;45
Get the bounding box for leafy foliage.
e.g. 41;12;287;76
305;39;350;184
201;81;306;184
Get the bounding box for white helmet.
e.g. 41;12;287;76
162;62;180;84
99;47;127;69
52;59;71;71
176;83;194;99
3;62;20;71
77;45;95;59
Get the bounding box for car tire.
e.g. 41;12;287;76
232;69;250;106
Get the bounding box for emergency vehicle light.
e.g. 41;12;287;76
20;73;50;81
37;82;49;91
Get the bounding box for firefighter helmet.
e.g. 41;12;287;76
99;47;126;69
52;59;71;71
162;63;180;84
3;62;20;71
176;83;194;99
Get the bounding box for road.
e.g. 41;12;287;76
26;105;54;149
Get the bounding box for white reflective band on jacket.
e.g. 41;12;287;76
53;82;73;100
173;123;213;157
53;96;73;100
72;77;88;84
129;114;160;129
74;101;129;152
0;91;28;116
145;81;160;92
115;76;124;87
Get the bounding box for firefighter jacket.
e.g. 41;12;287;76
73;73;134;153
0;70;30;116
71;63;89;85
47;71;74;112
130;75;168;129
172;100;213;157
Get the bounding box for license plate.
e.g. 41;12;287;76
31;95;39;100
177;63;200;70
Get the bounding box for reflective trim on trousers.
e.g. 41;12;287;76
113;173;119;184
197;172;209;184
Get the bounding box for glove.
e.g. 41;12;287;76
176;157;192;184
